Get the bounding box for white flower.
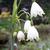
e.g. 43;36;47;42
30;2;45;18
27;26;40;41
13;32;17;37
17;31;25;42
14;43;17;47
24;20;31;33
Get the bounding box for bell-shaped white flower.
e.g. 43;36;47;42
24;20;31;33
17;31;25;42
30;2;45;18
13;32;17;37
27;26;40;41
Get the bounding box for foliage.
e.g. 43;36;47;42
18;40;50;50
0;0;22;32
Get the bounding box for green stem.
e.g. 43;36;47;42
18;19;21;30
19;19;25;23
11;0;18;50
17;0;21;9
19;13;25;18
31;18;33;26
18;10;24;15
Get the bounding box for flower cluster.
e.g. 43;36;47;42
12;1;45;43
13;20;40;42
24;20;40;42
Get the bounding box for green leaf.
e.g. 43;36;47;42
12;0;18;17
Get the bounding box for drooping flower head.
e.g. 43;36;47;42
27;26;40;41
30;2;45;18
24;20;31;33
17;31;25;42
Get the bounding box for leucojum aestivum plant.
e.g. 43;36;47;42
12;0;45;49
0;0;45;50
